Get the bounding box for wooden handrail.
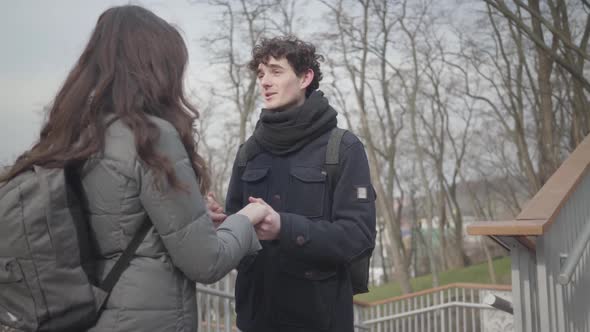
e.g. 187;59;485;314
353;283;512;307
467;134;590;237
467;219;545;236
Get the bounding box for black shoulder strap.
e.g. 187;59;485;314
325;129;371;295
66;164;151;309
325;128;347;193
99;219;151;296
236;136;263;168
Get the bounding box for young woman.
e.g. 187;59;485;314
1;5;265;331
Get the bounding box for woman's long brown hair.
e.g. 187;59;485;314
0;5;210;193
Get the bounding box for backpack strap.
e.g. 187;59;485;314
324;129;370;294
325;128;347;194
66;165;151;310
99;219;151;297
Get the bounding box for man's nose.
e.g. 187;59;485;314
260;75;272;87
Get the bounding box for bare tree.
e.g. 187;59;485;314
394;0;445;284
195;97;241;203
419;35;475;269
203;0;271;144
195;0;301;198
319;0;414;293
190;0;590;291
484;0;590;173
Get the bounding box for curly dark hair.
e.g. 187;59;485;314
248;36;324;97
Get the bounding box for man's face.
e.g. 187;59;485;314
257;57;307;111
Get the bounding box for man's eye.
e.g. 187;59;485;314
273;70;281;75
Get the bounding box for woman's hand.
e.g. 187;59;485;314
236;200;270;226
206;192;227;228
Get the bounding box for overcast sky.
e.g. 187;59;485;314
0;0;222;164
0;0;460;165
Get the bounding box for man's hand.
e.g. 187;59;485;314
206;192;227;228
248;197;281;240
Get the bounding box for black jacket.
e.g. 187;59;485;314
226;128;377;332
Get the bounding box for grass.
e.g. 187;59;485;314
354;256;511;303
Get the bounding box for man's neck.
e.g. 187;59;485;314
267;95;307;112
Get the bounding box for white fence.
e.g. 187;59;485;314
195;273;513;332
353;283;513;332
468;133;590;332
0;275;513;332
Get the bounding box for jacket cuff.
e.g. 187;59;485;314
279;212;311;253
220;214;262;254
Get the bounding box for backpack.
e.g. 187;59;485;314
236;128;371;295
0;165;150;331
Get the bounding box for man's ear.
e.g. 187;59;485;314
299;69;314;90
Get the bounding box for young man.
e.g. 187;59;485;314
224;36;376;332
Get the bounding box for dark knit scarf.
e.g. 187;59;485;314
253;90;337;155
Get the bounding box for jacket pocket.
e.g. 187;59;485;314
0;258;33;330
288;167;326;218
241;168;270;202
272;257;338;330
234;254;264;323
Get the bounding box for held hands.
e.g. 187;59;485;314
208;192;281;240
248;197;281;241
236;200;271;226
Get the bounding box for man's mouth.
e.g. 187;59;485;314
264;92;277;99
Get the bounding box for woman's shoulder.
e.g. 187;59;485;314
146;114;179;135
104;114;177;136
100;114;186;163
144;115;187;161
104;114;180;145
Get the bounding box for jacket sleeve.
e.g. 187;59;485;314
138;125;261;284
278;141;377;266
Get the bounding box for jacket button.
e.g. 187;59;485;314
272;194;281;204
296;235;305;246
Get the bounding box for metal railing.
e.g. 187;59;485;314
196;271;239;332
195;270;369;331
532;171;590;332
195;276;513;332
501;164;590;332
0;279;512;332
468;133;590;332
353;283;513;332
558;215;590;285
